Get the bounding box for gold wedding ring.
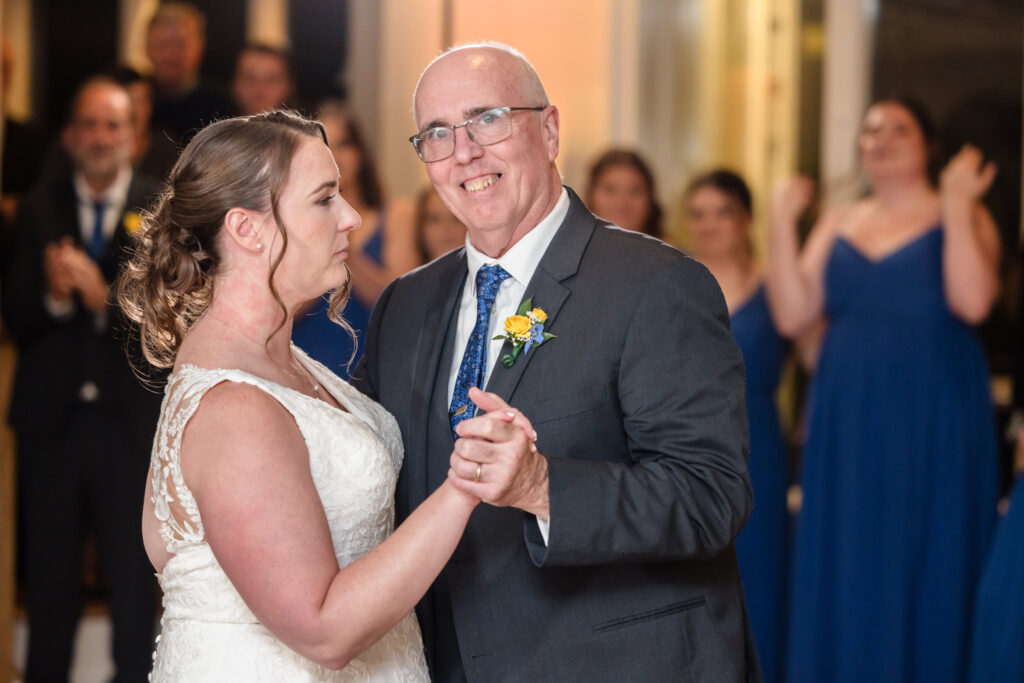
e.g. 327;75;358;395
475;463;483;482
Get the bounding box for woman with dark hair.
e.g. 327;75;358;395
584;148;663;238
117;110;515;680
413;184;466;263
292;100;417;377
685;169;788;682
770;98;1000;681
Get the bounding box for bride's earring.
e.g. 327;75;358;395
246;220;264;252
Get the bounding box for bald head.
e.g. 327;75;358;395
410;42;561;257
413;43;548;128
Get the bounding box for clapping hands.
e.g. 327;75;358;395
43;237;109;312
448;387;550;518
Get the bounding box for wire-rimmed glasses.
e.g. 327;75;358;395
409;106;546;163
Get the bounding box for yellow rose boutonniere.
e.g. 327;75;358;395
504;315;533;341
123;211;142;236
493;297;556;367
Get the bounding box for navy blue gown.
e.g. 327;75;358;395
293;221;384;379
786;227;998;682
969;475;1024;681
731;285;789;683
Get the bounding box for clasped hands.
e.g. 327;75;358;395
44;236;108;313
448;386;550;519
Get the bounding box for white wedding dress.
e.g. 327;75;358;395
147;348;429;682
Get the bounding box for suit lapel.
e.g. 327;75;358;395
484;188;596;403
407;250;468;504
53;180;81;245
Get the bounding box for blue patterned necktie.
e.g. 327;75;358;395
449;264;510;438
88;200;108;260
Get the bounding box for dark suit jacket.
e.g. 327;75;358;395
2;170;162;442
356;188;757;682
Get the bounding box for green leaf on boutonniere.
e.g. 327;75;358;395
501;346;524;367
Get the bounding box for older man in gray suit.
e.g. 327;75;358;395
355;42;759;682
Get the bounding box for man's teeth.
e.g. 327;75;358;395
464;175;498;192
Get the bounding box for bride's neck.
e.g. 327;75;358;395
201;286;294;363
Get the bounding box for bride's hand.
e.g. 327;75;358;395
447;388;549;517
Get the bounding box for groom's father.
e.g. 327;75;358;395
356;43;758;682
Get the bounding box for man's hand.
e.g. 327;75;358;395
448;387;549;518
43;238;75;303
63;244;109;313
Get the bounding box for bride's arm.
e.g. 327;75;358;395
182;382;476;670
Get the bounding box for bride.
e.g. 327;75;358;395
118;109;498;681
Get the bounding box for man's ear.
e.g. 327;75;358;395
541;105;560;162
223;208;264;253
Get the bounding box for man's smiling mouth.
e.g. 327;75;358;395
462;174;501;192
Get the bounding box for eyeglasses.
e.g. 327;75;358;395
409;106;547;163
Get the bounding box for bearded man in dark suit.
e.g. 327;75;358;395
3;76;161;682
355;43;760;683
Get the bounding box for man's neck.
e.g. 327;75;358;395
156;75;200;98
470;177;563;258
76;164;130;200
82;172;119;197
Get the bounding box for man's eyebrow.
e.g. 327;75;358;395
420;106;498;131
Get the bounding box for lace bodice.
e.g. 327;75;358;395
148;347;428;682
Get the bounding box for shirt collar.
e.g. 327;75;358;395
73;165;133;207
464;187;570;288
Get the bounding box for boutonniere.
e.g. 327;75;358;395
123;211;142;236
493;297;556;367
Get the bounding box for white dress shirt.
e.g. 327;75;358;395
46;168;134;319
73;166;133;245
446;187;570;543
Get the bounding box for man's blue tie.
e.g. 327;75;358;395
449;264;510;438
88;200;108;260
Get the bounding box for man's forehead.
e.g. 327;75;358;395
76;89;130;120
416;55;521;123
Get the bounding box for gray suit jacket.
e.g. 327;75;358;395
355;187;758;682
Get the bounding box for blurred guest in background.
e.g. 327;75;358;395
1;41;47;293
1;75;160;683
231;43;296;117
292;100;416;377
969;467;1024;681
110;66;180;181
769;98;1000;682
584;148;664;238
414;184;466;263
686;168;788;683
1;41;46;225
145;1;230;145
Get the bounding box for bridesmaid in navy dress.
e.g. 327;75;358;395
686;170;789;683
769;99;1000;682
969;472;1024;681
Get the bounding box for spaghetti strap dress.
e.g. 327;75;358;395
968;474;1024;682
731;284;789;683
786;227;998;682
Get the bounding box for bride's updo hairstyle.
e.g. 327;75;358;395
118;109;351;369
